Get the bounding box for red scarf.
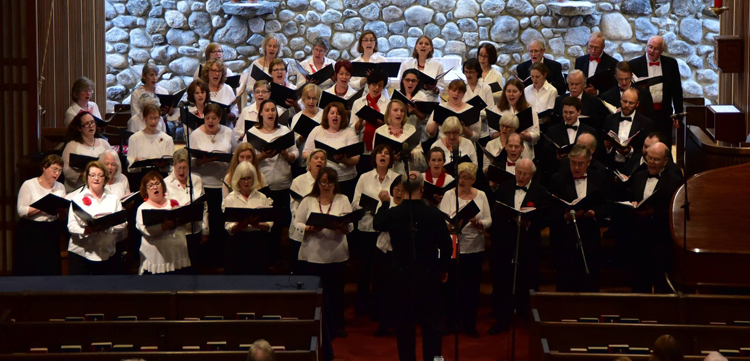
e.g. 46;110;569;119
363;94;380;151
425;170;447;187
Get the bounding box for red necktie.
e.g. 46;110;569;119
363;94;380;151
649;62;660;66
573;175;587;180
589;57;600;63
507;161;516;167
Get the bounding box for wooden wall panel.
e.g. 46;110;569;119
718;0;750;137
0;0;38;273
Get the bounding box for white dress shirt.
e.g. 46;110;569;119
234;103;285;142
427;103;481;143
612;110;636;163
514;180;531;210
588;59;600;79
62;139;112;192
136;199;191;274
125;86;171;133
397;58;445;102
574;175;588;200
17;178;67;221
248;125;298;190
439;189;492;254
643;171;661;199
464;80;496;139
324;84;360;100
297;57;336;89
524;81;558;115
188;126;237;189
65;101;102;127
566;119;581;145
291;109;323;167
352;169;399;232
646;57;664;104
105;174;130;199
422;172;455;186
67;189;127;261
222;190;274;234
295;194;354;264
126;130;175;173
430;137;478;168
289;171;317;242
303;126;360;181
165;172;208;236
210;83;239;117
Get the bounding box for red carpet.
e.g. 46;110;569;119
332;306;530;361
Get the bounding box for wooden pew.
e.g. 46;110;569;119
682;294;750;325
0;318;320;353
540;342;750;361
537;320;750;358
175;290;323;320
529;291;682;323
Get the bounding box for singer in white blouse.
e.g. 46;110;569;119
325;60;360;100
463;59;496;141
234;81;285;143
99;150;130;199
438;162;492;336
62;112;112;192
374;100;418;174
201;58;238;123
136;171;190;275
290;84;323;171
223;162;274;274
126;63;172;133
14;155;67;275
64;77;102;127
426;80;481;143
350;30;390;97
524;62;558;124
397;36;445;102
295;167;353;337
289;149;327;272
67;161;127;275
127;103;175;174
430;117;479;170
495;78;540;159
398;69;432;142
297;37;336;90
247;34;285;95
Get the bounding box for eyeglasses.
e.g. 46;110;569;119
80;121;96;128
48;167;63;174
145;115;161;121
403;78;418;83
239;177;254;183
254;90;270;95
209;69;222;73
88;174;105;180
211;50;223;54
478;54;489;59
319;181;334;187
146;182;161;189
174;166;189;172
646;156;664;164
459;176;474;181
271;68;286;73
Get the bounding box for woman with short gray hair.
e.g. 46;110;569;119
296;37;336;89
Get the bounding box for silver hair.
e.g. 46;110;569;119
98;150;123;180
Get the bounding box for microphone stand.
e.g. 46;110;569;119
679;115;690;291
181;106;197;235
508;213;523;361
451;147;461;361
570;210;590;275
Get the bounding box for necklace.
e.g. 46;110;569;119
318;198;332;214
335;86;347;97
209;134;216;144
82;138;95;148
388;126;403;137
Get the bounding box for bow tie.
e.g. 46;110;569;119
565;124;578;130
507;161;516;167
573;175;587;181
515;185;528;192
589;56;600;63
648;173;660;179
621;117;632;122
649;62;660;66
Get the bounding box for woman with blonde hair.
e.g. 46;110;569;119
193;42;233;80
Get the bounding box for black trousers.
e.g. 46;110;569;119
68;252;118;275
373;250;396;329
224;231;270;275
289;240;302;274
267;189;291;269
203;187;227;268
394;269;443;361
551;221;601;292
353;231;378;315
443;252;484;331
302;261;347;335
490;228;541;324
13;219;62;276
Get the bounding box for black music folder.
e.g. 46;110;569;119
373;132;420;154
291;114;319;138
488;82;503;93
155;88;187;109
633;75;663;88
318;88;363;110
181;107;204;130
69;154;99;170
305;209;365;230
72;202;127;229
444;155;472;175
250;65;273;82
223;206;283;223
296;62;335;84
141;195;206;226
486;165;515;184
246;131;295;153
418;67;453;89
129;157;173;169
351;62;402;78
355;105;385;126
391;90;438;116
586;67;615;92
441;200;480;230
357;193;379;213
225;74;242;89
516;107;534;133
487;108;502;131
314;141;365;164
432;105;481;127
422;180;456;203
270;82;304;108
466;95;488;111
186;149;233;163
30;193;71;215
542;133;575;156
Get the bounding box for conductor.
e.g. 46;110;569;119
373;171;453;361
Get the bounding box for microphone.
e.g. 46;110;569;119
569;209;577;223
670;112;689;119
400;143;411;161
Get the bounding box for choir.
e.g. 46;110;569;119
18;34;687;347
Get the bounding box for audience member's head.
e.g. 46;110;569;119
246;339;275;361
703;352;728;361
650;334;683;361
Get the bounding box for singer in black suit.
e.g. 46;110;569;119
624;143;683;293
549;145;609;292
628;36;683;148
542;97;597;186
553;70;610;131
601;88;654;171
488;159;549;334
575;32;619;95
373;171;452;361
516;40;567;95
600;61;656;120
557;133;608;174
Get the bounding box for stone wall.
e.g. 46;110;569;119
104;0;720;110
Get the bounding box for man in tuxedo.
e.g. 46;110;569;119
554;70;610;131
602;88;654;170
543;96;598;185
549;145;608;292
628;35;684;148
488;159;549;334
620;131;682;178
516;39;567;95
625;142;683;293
576;32;619;95
373;172;452;361
600;61;656;119
558;132;608;174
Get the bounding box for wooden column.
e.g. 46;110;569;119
718;0;750;137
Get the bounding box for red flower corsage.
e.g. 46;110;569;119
82;196;92;206
170;199;180;207
159;137;164;143
526;202;535;207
